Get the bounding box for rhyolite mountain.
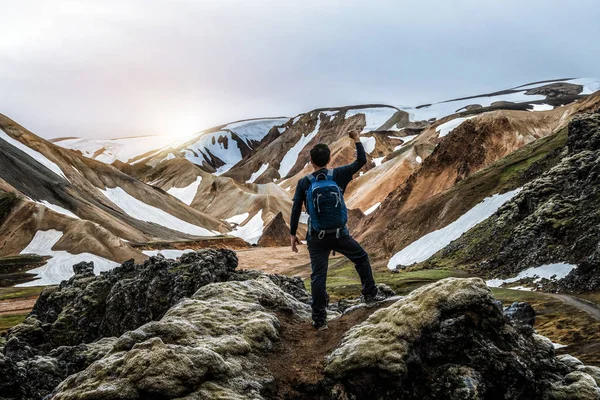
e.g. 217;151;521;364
2;77;600;288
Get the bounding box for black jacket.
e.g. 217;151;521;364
289;142;367;235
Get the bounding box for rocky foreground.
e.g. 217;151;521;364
1;250;600;399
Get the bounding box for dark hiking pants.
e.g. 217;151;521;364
307;232;377;324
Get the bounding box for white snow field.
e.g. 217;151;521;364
1;130;68;180
167;176;202;205
436;116;477;138
530;104;554;111
364;202;381;215
229;210;264;245
387;189;521;269
142;249;195;259
345;107;398;133
55;135;176;164
402;78;599;123
359;136;377;154
393;135;418;151
514;78;600;94
222;118;288;145
278;117;322;178
100;186;217;236
17;229;119;287
225;212;250;225
401;91;546;123
486;263;577;288
37;200;80;219
247;163;269;183
372;156;385;167
183;131;243;175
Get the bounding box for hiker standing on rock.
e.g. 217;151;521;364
289;129;384;330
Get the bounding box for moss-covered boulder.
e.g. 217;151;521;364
52;276;312;399
323;278;600;399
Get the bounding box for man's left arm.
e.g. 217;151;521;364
289;182;305;252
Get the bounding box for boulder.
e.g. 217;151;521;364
323;277;598;399
51;276;312;399
257;212;290;247
0;249;250;399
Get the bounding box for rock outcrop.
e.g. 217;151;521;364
0;249;254;399
323;278;600;399
258;212;290;247
3;256;600;399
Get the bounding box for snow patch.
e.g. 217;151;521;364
416;156;423;164
0;130;67;180
360;136;376;154
436;116;476;138
345;107;398;133
364;202;381;215
225;213;250;225
393;135;418;151
55;135;176;164
166;176;202;206
229;210;264;245
183;131;242;175
486;263;577;288
530;104;554;111
142;249;195;259
37;200;79;219
387;189;521;269
17;230;119;286
247;163;269;183
223;118;288;145
372;156;385;167
278;117;322;178
100;186;216;236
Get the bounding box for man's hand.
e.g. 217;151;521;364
290;234;301;253
348;129;360;143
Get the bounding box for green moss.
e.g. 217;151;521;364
0;286;46;301
418;127;569;271
0;313;28;332
315;260;470;300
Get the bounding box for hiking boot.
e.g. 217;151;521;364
363;291;387;305
312;321;328;331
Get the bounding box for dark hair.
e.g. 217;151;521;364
310;143;331;167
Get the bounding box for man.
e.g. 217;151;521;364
289;129;383;330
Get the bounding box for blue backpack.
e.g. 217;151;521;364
306;169;348;237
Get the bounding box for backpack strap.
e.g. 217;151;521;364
326;169;334;180
307;173;317;184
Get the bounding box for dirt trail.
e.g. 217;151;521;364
549;294;600;321
263;300;395;398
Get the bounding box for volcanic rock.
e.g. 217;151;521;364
258;211;290;247
525;83;584;98
323;278;600;399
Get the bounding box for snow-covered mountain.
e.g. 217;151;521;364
2;78;600;286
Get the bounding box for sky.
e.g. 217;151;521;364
1;0;599;140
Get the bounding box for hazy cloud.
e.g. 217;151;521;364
1;0;598;139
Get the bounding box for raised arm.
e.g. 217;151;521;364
336;129;367;177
